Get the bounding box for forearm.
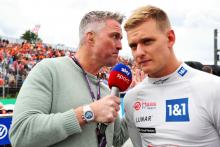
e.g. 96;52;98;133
74;106;87;126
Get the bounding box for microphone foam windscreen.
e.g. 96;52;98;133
108;63;132;92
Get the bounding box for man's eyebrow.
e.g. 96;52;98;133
129;42;137;48
128;37;155;48
139;37;155;43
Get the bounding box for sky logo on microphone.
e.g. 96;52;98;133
108;63;132;92
121;67;131;76
111;63;132;79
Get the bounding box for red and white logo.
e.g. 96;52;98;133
116;73;130;84
133;102;142;110
133;101;157;111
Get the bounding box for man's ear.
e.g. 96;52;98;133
167;29;175;49
86;32;95;45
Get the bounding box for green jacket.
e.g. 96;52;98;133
9;56;128;147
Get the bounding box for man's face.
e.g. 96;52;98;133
126;19;174;78
92;19;122;67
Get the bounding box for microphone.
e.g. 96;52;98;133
108;63;132;95
99;63;132;134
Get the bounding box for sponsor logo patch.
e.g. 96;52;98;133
137;127;156;133
136;115;152;123
166;98;189;122
133;101;142;111
177;67;187;76
133;101;157;111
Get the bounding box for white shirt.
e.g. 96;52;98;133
124;63;220;147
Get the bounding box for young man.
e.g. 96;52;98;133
9;11;128;147
123;5;220;146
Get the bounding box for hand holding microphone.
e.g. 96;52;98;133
98;63;132;134
90;95;120;124
90;63;132;123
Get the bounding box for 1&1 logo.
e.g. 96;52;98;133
166;98;189;122
0;124;8;140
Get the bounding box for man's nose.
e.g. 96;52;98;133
136;44;145;56
115;40;122;50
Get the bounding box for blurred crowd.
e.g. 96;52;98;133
0;39;139;89
0;39;75;88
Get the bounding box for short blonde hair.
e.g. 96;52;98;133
124;5;171;32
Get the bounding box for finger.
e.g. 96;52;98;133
112;109;118;118
110;105;119;115
114;97;121;105
135;69;140;81
114;104;121;113
115;105;120;112
106;113;115;123
108;98;120;108
112;102;120;112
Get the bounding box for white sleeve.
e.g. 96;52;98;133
209;84;220;135
124;91;142;147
